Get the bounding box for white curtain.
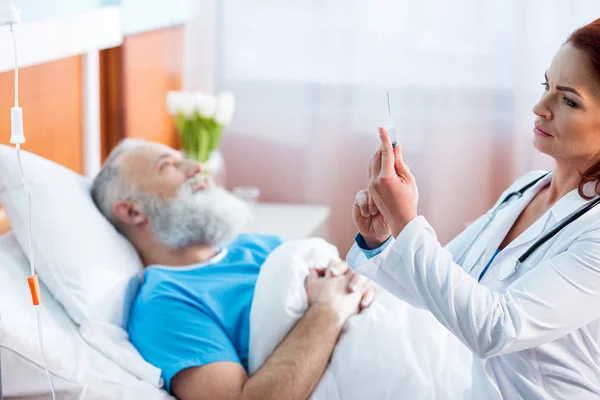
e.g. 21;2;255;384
185;0;600;253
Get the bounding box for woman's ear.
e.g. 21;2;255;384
112;201;147;226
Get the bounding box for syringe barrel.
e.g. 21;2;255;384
386;124;397;147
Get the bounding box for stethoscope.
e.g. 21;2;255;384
458;172;600;281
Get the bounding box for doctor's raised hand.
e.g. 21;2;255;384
367;127;418;238
352;188;391;249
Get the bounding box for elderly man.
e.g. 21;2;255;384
91;139;378;400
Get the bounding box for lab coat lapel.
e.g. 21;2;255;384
462;197;530;274
498;210;550;254
481;193;532;266
549;185;595;222
500;186;595;254
462;233;488;273
462;171;555;275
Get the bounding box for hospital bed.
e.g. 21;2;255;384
0;145;331;399
0;219;175;399
0;233;175;399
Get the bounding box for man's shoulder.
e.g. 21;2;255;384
133;266;200;313
230;233;285;251
133;268;190;311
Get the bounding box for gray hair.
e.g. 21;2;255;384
91;138;149;225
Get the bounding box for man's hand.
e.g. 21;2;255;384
353;189;392;249
306;261;375;326
321;261;377;303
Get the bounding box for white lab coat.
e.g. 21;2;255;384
347;171;600;399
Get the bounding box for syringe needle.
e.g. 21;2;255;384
387;91;391;115
385;91;397;148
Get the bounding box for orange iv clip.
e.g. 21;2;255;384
27;274;41;306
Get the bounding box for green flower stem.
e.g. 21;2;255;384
176;113;224;164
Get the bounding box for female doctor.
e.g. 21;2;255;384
341;18;600;400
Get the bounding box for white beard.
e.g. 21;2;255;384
140;184;251;249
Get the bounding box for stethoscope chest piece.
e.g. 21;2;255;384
497;256;519;281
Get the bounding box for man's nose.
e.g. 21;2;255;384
185;161;203;178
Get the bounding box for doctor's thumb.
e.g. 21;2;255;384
393;146;407;173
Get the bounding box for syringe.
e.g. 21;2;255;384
386;91;397;148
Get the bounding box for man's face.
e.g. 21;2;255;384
116;142;250;249
118;142;207;202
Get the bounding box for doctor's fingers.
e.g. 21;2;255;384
369;152;381;182
393;145;412;177
367;191;379;215
355;190;371;217
374;148;383;176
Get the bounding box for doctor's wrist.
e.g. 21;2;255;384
391;214;418;238
363;234;391;250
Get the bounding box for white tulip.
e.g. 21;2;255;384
166;91;185;116
215;92;236;126
179;92;197;119
167;91;197;119
194;92;217;118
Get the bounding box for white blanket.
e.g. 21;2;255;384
249;239;473;400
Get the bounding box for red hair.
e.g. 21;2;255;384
566;18;600;199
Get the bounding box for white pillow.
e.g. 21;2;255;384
0;145;160;386
0;232;172;399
